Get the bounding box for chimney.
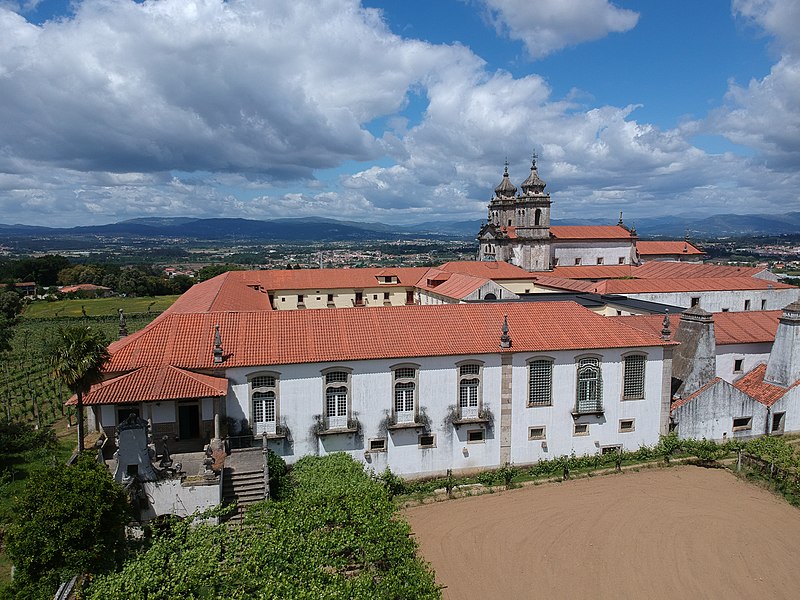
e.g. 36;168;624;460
671;306;716;397
213;324;223;364
661;309;671;341
764;301;800;387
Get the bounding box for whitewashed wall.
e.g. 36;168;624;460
552;241;636;267
717;343;771;383
627;288;799;312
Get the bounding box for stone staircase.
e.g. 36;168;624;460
222;467;266;526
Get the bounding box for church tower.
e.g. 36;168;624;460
477;154;552;271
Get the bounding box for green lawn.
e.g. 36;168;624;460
23;295;180;318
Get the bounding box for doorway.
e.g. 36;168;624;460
178;403;201;439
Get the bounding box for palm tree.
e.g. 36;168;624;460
46;325;110;452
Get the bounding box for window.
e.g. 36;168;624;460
619;419;635;433
732;417;752;431
534;208;542;226
528;359;553;406
419;434;436;448
772;412;786;434
392;365;418;424
528;426;546;440
467;429;485;443
618;257;625;264
573;423;589;436
323;369;351;429
574;257;582;265
761;299;767;310
596;257;604;265
690;297;700;307
744;299;751;311
327;293;334;304
721;308;729;313
355;291;363;306
601;445;622;455
250;373;279;435
369;438;387;452
117;405;140;425
733;359;744;373
576;357;603;414
554;258;560;266
458;362;482;419
622;354;646;400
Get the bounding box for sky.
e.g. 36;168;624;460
0;0;799;228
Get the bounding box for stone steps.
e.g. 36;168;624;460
222;468;266;525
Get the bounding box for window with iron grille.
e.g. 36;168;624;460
622;354;646;400
253;391;275;423
395;382;415;413
322;369;351;429
576;357;602;413
250;373;279;435
395;367;416;380
528;359;553;406
251;375;275;389
326;387;348;418
326;371;348;384
457;363;482;419
460;364;480;377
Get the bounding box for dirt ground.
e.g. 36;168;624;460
404;466;800;600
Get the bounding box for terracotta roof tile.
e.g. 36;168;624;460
529;276;598;293
417;271;491;299
439;261;533;280
671;377;722;410
636;241;705;256
592;277;795;294
105;301;674;372
550;265;636;280
632;262;763;279
616;310;781;345
733;364;800;407
68;365;228;405
550;225;635;240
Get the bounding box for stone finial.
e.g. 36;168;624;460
661;309;671;341
118;308;128;339
500;314;512;349
213;324;223;364
629;222;637;237
618;211;624;227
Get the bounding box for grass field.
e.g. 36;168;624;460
23;295;179;318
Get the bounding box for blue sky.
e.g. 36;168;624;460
0;0;798;227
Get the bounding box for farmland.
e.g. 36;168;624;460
22;295;179;319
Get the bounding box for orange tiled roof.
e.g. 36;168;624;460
60;283;111;293
416;272;490;300
633;262;763;279
439;261;534;280
550;225;635;240
550;265;636;280
591;277;795;294
104;301;674;373
733;364;800;407
636;241;705;256
616;310;781;345
236;266;430;291
67;365;228;405
529;276;598;293
671;377;722;410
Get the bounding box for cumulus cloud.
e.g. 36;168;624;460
479;0;639;59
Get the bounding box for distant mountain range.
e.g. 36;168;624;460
1;211;799;243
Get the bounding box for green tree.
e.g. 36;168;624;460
0;290;22;320
5;454;131;598
45;326;109;451
196;263;246;282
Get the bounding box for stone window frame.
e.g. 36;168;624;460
573;423;589;436
248;371;280;435
732;416;752;432
528;425;546;440
418;433;436;448
321;367;353;430
621;352;647;401
455;360;484;419
391;363;420;424
527;356;554;407
467;429;485;443
368;438;387;452
575;354;604;414
619;418;635;433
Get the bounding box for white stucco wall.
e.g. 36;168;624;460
224;346;667;477
717;344;771;383
552;241;636;267
627;288;799;312
141;477;222;521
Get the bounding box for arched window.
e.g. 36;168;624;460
576;357;603;414
250;373;279;435
534;208;542;226
392;365;418;424
323;369;351;429
458;363;482;419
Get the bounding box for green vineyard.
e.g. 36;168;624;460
1;314;158;428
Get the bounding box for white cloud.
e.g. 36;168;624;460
479;0;639;59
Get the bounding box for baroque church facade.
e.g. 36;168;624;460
477;157;638;270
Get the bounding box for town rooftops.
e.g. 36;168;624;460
590;277;794;295
104;301;675;373
438;261;533;280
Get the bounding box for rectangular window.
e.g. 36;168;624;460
744;299;751;311
418;434;436;448
326;371;348;384
252;375;276;388
395;367;416;380
369;438;387;452
574;257;582;265
721;308;729;312
576;357;603;414
596;257;604;265
732;417;752;431
618;257;625;264
761;299;767;310
355;291;363;306
772;412;786;434
622;355;646;400
573;423;589;436
467;429;485;443
601;445;622;455
733;359;744;373
327;293;334;303
528;359;553;406
619;419;635;433
324;370;350;429
690;297;700;307
458;363;481;419
298;294;304;305
528;426;546;440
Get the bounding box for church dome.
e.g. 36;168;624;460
521;155;546;194
494;162;517;198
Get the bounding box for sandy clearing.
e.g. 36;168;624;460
404;466;800;600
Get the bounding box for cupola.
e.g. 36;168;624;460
520;152;546;195
494;160;517;198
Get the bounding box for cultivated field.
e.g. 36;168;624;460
23;295;179;318
405;466;800;600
